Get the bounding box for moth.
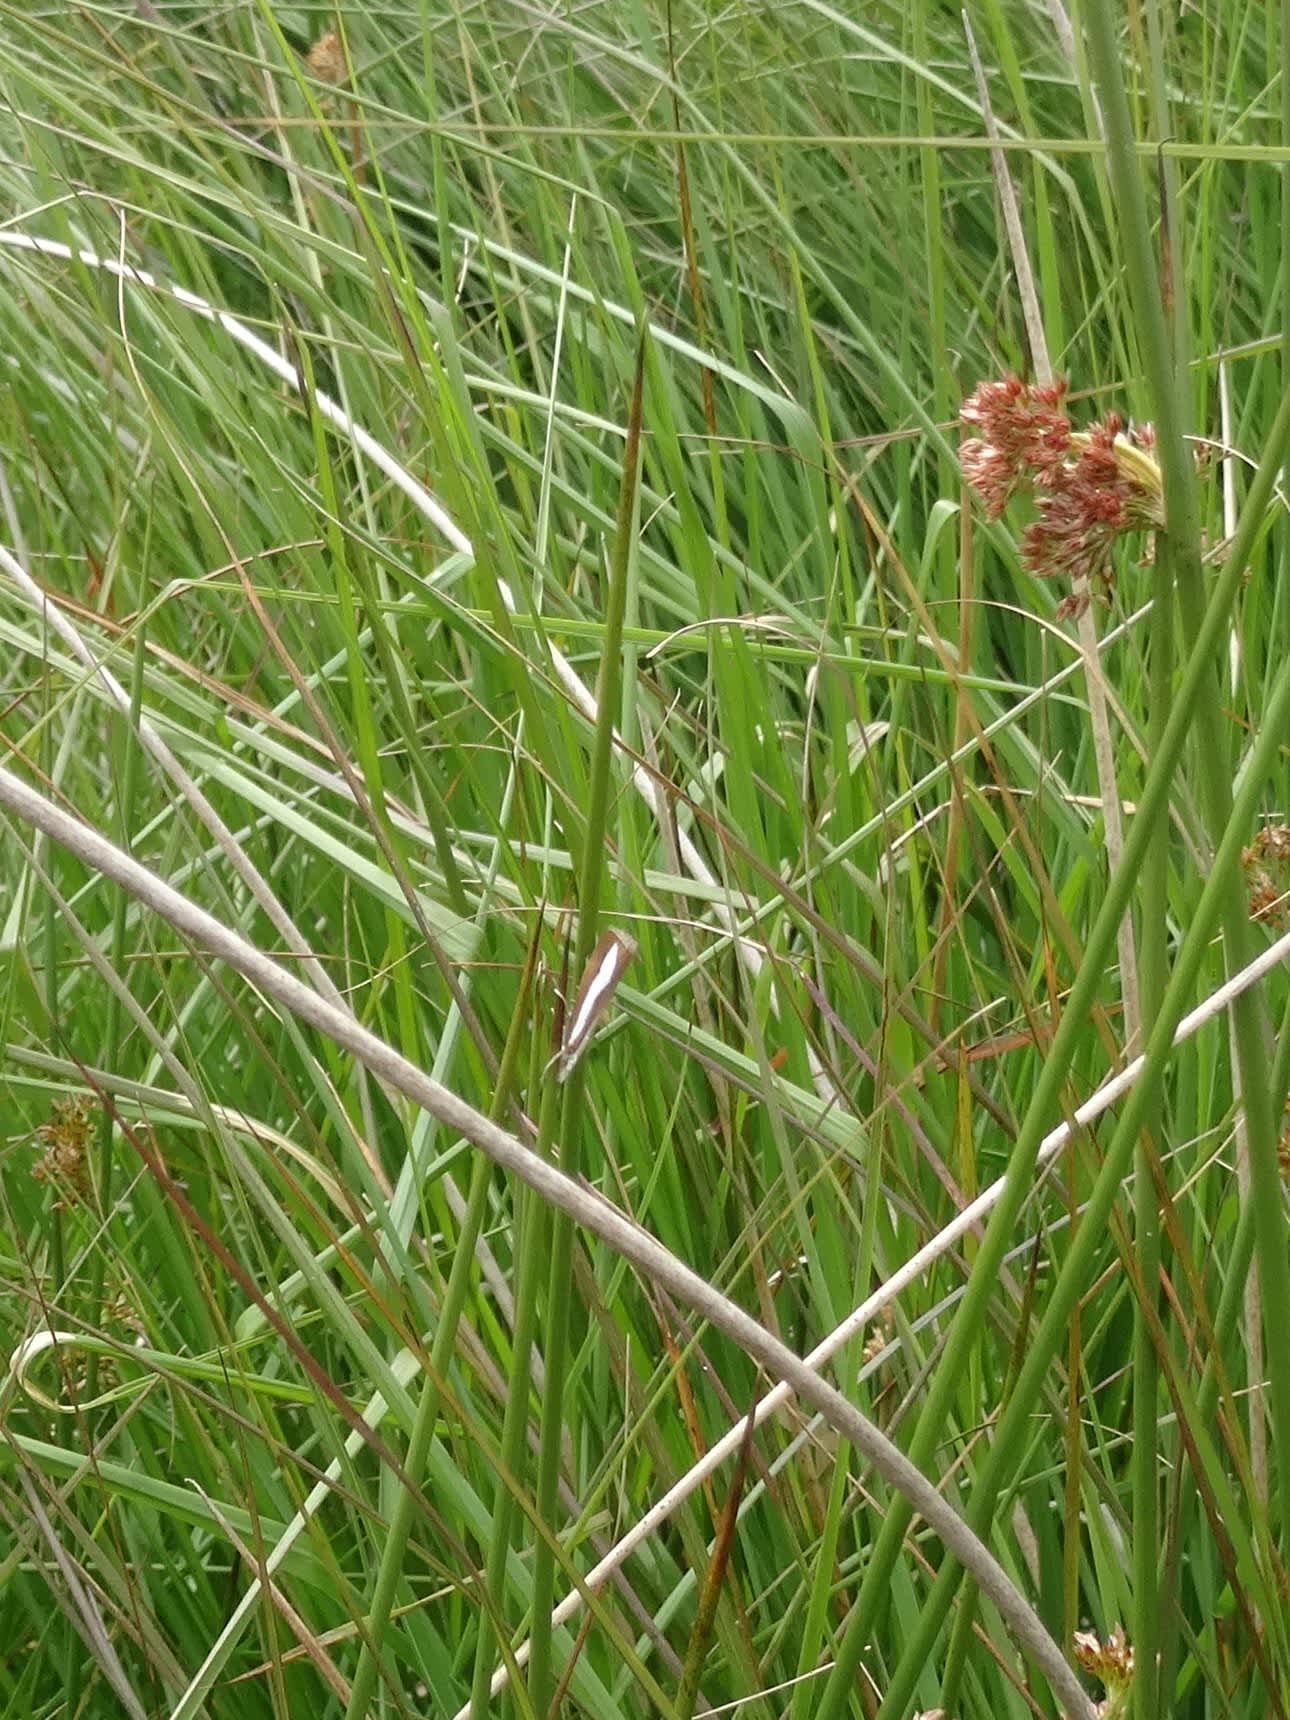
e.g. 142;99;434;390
556;928;637;1083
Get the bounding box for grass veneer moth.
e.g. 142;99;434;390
556;928;637;1083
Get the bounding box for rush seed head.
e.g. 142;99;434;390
960;376;1165;613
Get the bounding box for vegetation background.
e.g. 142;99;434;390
0;2;1288;1717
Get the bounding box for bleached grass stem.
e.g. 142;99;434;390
0;228;766;974
0;758;1094;1720
456;917;1290;1711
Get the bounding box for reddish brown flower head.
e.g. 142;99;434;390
960;375;1071;512
960;377;1164;601
1022;420;1125;583
1244;824;1290;929
1073;1626;1134;1718
959;438;1016;517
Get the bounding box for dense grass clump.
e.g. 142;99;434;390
1;4;1289;1717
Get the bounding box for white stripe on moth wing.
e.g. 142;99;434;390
557;930;637;1082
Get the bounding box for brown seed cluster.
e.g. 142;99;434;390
1072;1625;1134;1717
960;376;1165;616
306;29;346;85
1243;823;1290;929
31;1095;95;1209
961;374;1073;508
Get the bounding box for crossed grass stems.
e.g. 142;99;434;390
3;203;1290;1717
